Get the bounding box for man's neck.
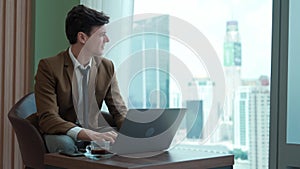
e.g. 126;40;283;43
70;44;90;66
70;44;81;59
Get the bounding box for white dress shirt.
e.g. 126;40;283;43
67;47;93;140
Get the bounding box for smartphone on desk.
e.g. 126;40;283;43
59;151;85;157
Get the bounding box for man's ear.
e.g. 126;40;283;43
77;32;88;44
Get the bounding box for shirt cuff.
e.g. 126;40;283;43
66;126;83;140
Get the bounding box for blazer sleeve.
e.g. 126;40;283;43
104;61;127;129
35;59;76;134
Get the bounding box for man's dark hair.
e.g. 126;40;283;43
65;5;110;44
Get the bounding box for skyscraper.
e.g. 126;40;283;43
186;100;203;139
234;77;270;169
234;86;250;149
222;20;242;143
248;78;270;169
224;21;242;68
128;15;170;108
186;78;214;141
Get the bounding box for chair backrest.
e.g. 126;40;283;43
8;92;116;169
8;92;47;169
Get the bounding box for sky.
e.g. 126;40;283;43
134;0;273;79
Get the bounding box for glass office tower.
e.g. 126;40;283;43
129;15;170;108
221;20;242;143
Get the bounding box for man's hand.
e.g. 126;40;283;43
77;129;118;143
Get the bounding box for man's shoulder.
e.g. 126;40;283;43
37;50;69;74
41;50;68;63
94;56;111;64
94;56;114;69
94;56;115;75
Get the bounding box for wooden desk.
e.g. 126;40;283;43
45;148;234;169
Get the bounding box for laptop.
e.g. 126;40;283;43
110;108;187;157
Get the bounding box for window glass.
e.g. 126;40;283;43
287;0;300;144
83;0;272;168
132;0;272;169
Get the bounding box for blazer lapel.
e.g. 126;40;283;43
64;52;79;115
88;57;100;128
88;57;97;101
64;51;74;86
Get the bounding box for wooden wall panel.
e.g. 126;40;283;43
0;0;33;169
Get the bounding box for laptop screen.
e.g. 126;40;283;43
119;108;184;138
111;108;187;156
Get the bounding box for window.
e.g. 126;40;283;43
82;0;272;168
132;1;272;169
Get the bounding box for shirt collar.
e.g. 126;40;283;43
68;47;92;69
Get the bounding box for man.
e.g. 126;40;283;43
30;5;127;153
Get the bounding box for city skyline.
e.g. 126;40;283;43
102;1;272;168
134;0;272;79
133;2;272;169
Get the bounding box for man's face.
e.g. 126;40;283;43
85;25;110;56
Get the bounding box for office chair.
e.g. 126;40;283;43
8;92;116;169
8;92;47;169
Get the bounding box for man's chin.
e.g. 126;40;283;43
93;52;103;57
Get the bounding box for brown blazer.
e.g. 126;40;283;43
30;50;127;135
